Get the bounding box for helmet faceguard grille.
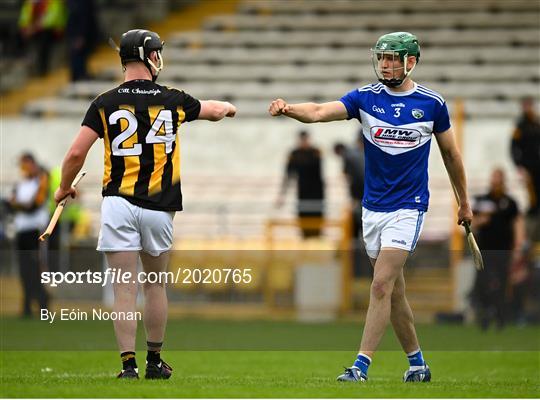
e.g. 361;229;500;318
371;32;420;87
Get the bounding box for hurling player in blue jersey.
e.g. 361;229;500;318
269;32;472;382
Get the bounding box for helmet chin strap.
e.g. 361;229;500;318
146;51;164;82
381;57;417;88
402;58;417;80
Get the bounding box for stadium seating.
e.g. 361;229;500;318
239;0;535;13
167;29;539;48
5;0;539;320
203;13;539;30
119;47;538;65
16;0;539;243
92;63;537;86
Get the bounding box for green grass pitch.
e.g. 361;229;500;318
1;318;539;397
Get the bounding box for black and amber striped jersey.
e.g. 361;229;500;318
82;79;200;211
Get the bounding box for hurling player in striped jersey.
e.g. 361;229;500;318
54;29;236;379
269;32;472;383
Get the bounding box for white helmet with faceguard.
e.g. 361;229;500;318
371;32;420;88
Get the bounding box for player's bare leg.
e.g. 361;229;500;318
108;251;140;352
140;251;169;345
367;257;430;381
107;251;140;378
390;271;420;353
390;269;431;381
140;250;172;379
365;258;420;354
337;248;407;382
359;248;409;357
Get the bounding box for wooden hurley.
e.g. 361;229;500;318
451;183;484;270
38;171;86;242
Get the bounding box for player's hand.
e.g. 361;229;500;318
226;104;236;118
457;202;473;226
269;98;290;116
54;186;77;204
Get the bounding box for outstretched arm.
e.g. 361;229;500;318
435;127;472;225
55;126;99;203
198;100;236;121
268;99;348;123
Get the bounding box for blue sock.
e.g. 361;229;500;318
352;353;371;376
407;349;425;368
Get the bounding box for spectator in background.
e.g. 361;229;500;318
471;168;525;330
9;153;50;317
334;133;367;276
333;133;365;206
277;130;325;238
46;166;83;272
18;0;67;76
66;0;99;81
510;97;540;243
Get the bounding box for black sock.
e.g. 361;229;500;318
147;341;163;363
121;351;137;370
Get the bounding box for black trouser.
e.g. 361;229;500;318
472;250;511;329
298;210;324;238
16;230;48;316
68;39;89;81
32;30;55;76
527;168;540;216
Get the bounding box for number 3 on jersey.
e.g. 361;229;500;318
110;108;174;156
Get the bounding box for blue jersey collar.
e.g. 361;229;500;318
383;82;417;97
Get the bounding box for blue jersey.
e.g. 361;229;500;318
340;82;451;212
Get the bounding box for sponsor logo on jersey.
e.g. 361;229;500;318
412;109;424;119
391;103;405;108
117;88;162;96
392;239;407;246
370;126;422;148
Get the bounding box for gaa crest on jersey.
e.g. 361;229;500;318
412;109;424;119
370;126;422;148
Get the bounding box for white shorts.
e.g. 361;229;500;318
97;196;175;257
362;208;425;259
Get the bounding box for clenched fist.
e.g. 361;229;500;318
226;102;236;117
269;98;291;116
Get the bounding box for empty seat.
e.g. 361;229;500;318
95;63;538;84
240;0;538;14
156;46;540;66
168;29;540;48
205;12;539;31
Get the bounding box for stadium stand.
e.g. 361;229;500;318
2;0;539;320
8;0;539;246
